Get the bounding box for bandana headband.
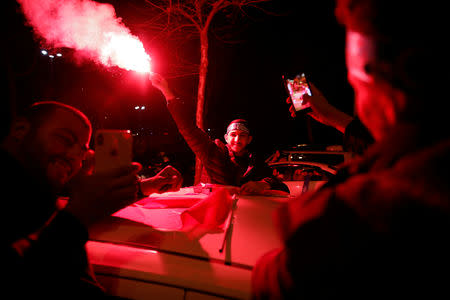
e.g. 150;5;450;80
227;122;250;134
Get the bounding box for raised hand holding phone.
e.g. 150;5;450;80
283;73;313;116
297;81;354;134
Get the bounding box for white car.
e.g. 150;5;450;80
266;144;351;196
86;145;349;299
87;187;289;300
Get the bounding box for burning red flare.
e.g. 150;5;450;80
101;32;151;73
17;0;151;73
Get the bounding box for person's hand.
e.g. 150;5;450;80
140;165;183;195
240;180;271;195
65;162;142;227
302;82;334;122
149;73;176;101
286;84;327;118
302;82;353;133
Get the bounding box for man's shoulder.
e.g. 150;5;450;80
392;138;450;188
333;140;450;221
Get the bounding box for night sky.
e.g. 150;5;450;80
4;0;355;184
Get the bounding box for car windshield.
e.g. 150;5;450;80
272;165;333;181
286;152;345;166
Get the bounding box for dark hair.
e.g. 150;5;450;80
23;101;92;131
229;119;249;126
335;0;447;42
335;0;450;94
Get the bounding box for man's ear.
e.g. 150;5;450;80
9;117;31;142
248;136;253;144
224;133;229;143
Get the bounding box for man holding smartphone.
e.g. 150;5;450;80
2;101;181;297
150;73;289;195
251;0;450;299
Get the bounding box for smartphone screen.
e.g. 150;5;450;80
94;129;133;173
284;73;312;113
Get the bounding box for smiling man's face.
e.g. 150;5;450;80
21;107;91;191
225;129;252;155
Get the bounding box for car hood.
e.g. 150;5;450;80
88;187;288;268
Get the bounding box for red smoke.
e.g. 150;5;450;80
17;0;151;73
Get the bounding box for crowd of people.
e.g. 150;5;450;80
3;0;450;298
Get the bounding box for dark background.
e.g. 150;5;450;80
4;0;354;185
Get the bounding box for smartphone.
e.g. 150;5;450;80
94;129;133;173
283;73;313;114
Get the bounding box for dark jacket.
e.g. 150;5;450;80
2;149;105;298
252;122;450;299
167;98;289;192
343;117;374;155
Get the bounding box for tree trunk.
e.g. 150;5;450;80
194;29;209;184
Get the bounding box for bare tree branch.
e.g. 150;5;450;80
139;0;274;183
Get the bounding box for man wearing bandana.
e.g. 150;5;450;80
251;0;450;299
150;74;289;194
